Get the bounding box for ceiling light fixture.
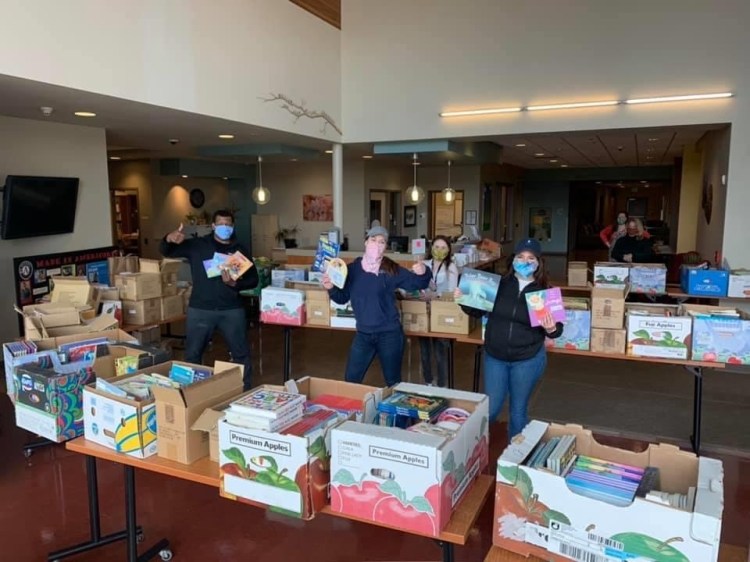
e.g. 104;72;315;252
625;92;733;104
515;143;527;147
405;153;426;205
550;159;558;163
181;175;188;178
648;138;660;142
527;100;619;111
442;160;456;203
534;153;545;157
218;134;235;139
362;155;373;159
74;111;97;117
560;164;569;168
325;150;333;154
252;156;271;206
439;107;522;117
109;156;121;161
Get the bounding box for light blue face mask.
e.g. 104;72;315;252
215;224;234;240
513;259;538;278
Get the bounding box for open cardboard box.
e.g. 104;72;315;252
217;376;383;520
494;420;723;562
625;303;692;359
49;276;94;308
329;383;489;537
681;304;750;364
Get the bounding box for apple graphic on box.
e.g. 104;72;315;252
330;469;384;519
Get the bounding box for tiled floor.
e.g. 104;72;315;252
2;323;749;561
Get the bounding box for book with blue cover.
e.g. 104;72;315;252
456;268;501;312
312;236;340;273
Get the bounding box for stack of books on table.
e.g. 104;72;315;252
96;373;179;400
376;392;448;428
525;434;577;475
564;455;644;507
224;388;306;432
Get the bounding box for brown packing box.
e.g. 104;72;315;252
92;285;120;303
401;299;429;333
24;313;118;341
591;328;627;354
131;325;161;346
160;295;184;321
591;285;627;329
305;289;331;327
430;295;475;335
50;276;94;307
140;258;182;297
116;272;163;301
18;303;81;338
161;273;179;296
152;361;243;464
122;298;161;326
92;343;160;380
567;261;589;287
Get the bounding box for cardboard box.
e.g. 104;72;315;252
727;270;750;298
92;284;120;302
329;383;489;536
330;300;356;329
590;328;626;354
593;262;629;287
630;263;667;294
494;420;723;562
23;313;118;341
50;276;94;307
260;287;306;326
591;285;627;329
116;272;163;301
401;299;429;333
305;288;331;327
271;267;307;288
218;377;383;519
545;309;591;350
430;295;475;335
680;267;729;297
122;298;161;326
131;325;161;346
683;304;750;364
99;300;123;325
18;303;82;339
140;258;182;297
567;261;589;287
160;295;184;321
625;304;691;359
152;361;242;464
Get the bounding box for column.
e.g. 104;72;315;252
332;143;343;229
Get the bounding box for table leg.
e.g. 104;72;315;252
688;366;703;454
435;540;454;562
47;456;137;561
283;326;292;382
472;345;483;393
447;339;455;389
124;465;171;562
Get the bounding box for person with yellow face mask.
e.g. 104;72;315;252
418;236;459;387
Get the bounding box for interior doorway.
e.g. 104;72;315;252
429;190;463;239
112;189;141;255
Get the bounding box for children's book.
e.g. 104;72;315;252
326;257;348;289
229;388;306;419
525;287;566;327
203;253;228;278
456;268;501;312
312;236;340;272
220;251;253;281
377;392;447;421
115;355;140;376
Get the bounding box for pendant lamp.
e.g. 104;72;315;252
405;153;425;204
252;155;271;205
442;160;456;203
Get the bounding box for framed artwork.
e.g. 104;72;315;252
302;194;333;221
529;207;552;241
464;210;477;225
404;205;417;227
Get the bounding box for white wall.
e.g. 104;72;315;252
0;116;110;340
0;0;341;141
696;128;730;262
341;0;750;264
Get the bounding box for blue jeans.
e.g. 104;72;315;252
344;329;404;387
419;337;450;387
185;307;252;390
484;346;547;438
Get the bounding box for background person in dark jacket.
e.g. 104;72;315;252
160;209;258;390
457;238;563;438
322;226;431;387
611;218;655;263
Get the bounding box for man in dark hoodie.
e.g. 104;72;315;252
161;209;258;390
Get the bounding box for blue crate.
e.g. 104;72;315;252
680;267;729;297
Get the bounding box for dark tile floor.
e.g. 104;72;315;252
2;323;749;561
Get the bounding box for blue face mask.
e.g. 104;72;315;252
513;259;538;278
215;224;234;240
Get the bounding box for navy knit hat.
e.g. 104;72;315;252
365;226;389;241
514;238;542;258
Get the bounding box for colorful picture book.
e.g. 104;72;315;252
525;287;566;327
220;251;253;281
377;392;447;426
564;455;644;507
229;388;306;419
326;258;348;289
203;253;227;278
312;236;340;273
456;268;501;312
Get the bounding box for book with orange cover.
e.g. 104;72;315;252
220;251;254;281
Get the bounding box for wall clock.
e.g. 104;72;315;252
190;188;205;209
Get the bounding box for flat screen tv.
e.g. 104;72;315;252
1;175;79;239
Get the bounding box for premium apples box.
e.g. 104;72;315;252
594;262;629;287
625;303;692;360
494;420;724;562
682;304;750;365
260;287;306;326
629;264;667;294
329;383;489;537
218;377;382;520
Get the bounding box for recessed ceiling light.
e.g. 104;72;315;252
648;138;659;142
181;174;188;178
534;153;545;157
595;181;602;184
109;156;121;161
290;158;298;162
362;155;373;159
325;150;333;154
646;156;655;160
561;164;569;168
440;107;522;117
640;180;648;184
74;111;96;117
222;177;228;180
515;143;526;147
218;134;235;139
550;159;558;163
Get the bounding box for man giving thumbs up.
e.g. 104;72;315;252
161;210;258;390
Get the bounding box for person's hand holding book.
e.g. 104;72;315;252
321;273;334;290
221;270;236;287
540;311;556;334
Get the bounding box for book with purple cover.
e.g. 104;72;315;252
525;287;566;327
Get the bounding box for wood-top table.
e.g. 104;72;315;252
61;437;494;562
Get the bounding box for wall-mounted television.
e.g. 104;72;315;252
1;175;79;239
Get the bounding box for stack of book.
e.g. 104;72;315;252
168;363;213;386
224;388;306;432
5;340;38;358
525;434;576;475
282;407;339;437
96;373;178;400
376;392;447;428
564;455;644;507
307;394;363;418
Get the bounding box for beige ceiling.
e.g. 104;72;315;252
0;73;727;169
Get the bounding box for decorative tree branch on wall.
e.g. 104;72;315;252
259;92;342;136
